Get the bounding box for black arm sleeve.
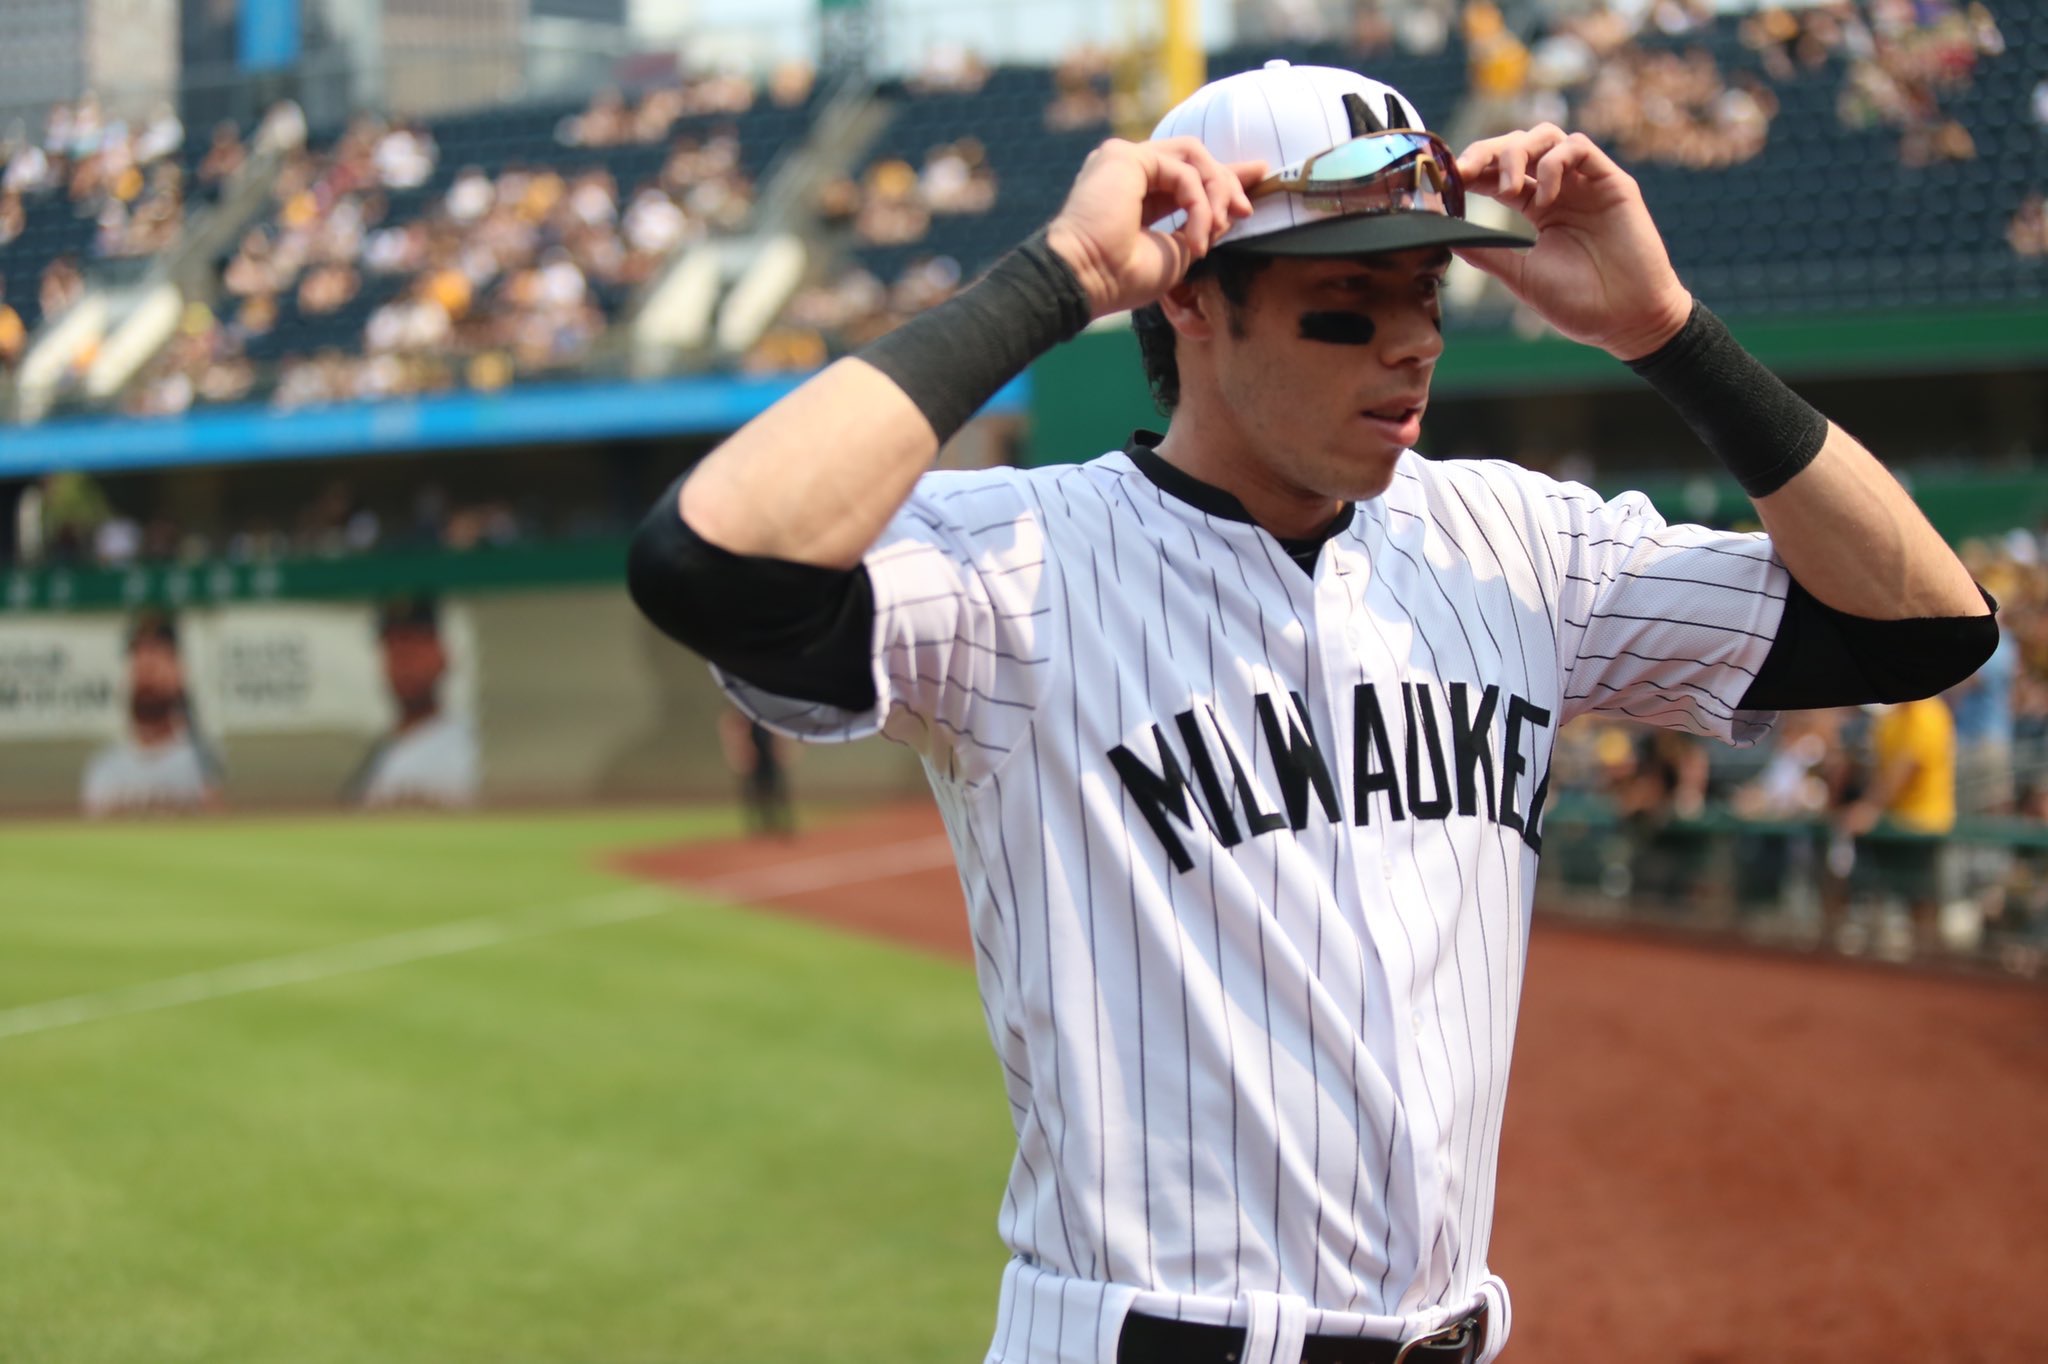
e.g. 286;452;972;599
625;476;879;711
1739;578;1998;711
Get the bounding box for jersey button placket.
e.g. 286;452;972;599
1318;537;1442;1279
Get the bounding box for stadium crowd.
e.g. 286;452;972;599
0;0;2028;392
117;81;769;414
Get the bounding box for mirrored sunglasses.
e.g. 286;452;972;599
1247;130;1465;221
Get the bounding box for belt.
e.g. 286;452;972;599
1117;1302;1488;1364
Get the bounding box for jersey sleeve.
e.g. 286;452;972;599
715;473;1058;784
1546;479;1790;744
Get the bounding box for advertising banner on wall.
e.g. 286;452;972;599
0;602;479;814
0;619;131;740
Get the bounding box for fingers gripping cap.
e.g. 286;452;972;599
1150;59;1534;255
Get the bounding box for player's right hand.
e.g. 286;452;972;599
1045;138;1264;318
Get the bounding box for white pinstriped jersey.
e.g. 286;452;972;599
718;437;1789;1364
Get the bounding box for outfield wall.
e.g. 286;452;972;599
0;586;926;815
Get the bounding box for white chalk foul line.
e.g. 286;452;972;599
0;833;959;1045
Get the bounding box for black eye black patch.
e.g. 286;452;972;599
1298;310;1378;346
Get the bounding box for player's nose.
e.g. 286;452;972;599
1380;303;1445;368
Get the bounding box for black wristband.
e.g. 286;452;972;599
1625;299;1829;499
858;227;1093;445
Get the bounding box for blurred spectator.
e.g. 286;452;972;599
1733;710;1844;821
1606;727;1711;905
912;42;990;95
920;138;998;215
2010;192;2048;258
855;157;929;245
559;88;634;147
39;255;83;321
1837;696;1957;953
1948;616;2017;814
1393;0;1454;56
0;275;24;370
768;60;817;108
297;261;360;316
741;325;829;373
1351;1;1396;56
196;119;247;192
1046;46;1113;131
38;471;113;562
1459;2;1533;141
623;184;693;273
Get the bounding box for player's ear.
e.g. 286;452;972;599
1158;276;1217;340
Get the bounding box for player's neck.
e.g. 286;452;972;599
132;715;183;747
1152;424;1346;541
394;700;441;735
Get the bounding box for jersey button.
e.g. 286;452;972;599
1411;1011;1424;1031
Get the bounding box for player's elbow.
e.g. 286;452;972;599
1868;606;1999;703
626;484;707;652
1742;581;2000;709
625;478;881;712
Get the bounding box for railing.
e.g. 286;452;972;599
1537;792;2048;977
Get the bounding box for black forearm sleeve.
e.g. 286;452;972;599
859;228;1092;445
1626;300;1829;499
625;476;879;710
1739;578;1998;711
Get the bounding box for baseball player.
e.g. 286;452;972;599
629;62;1994;1364
81;611;221;818
346;595;478;809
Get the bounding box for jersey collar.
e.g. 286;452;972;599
1123;430;1355;556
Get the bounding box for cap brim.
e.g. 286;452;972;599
1223;211;1536;256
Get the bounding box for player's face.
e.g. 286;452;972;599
382;627;446;706
127;638;184;722
1206;247;1447;502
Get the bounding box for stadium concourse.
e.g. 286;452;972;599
618;800;2048;1364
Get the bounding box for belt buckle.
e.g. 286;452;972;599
1388;1310;1481;1364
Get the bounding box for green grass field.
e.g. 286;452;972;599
0;810;1013;1364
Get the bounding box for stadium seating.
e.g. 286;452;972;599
6;0;2045;406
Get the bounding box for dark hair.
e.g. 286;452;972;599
126;609;178;653
377;593;441;636
1131;250;1272;415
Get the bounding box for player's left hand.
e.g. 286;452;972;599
1452;125;1694;361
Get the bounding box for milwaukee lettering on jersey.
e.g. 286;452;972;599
1109;683;1553;872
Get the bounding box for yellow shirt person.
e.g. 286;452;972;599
1869;697;1956;834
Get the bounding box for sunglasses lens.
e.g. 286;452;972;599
1296;132;1465;219
1303;131;1439;185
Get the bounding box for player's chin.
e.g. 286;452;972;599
1336;427;1410;496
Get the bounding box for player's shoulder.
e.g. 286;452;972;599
1400;452;1652;526
905;451;1134;533
81;738;133;783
